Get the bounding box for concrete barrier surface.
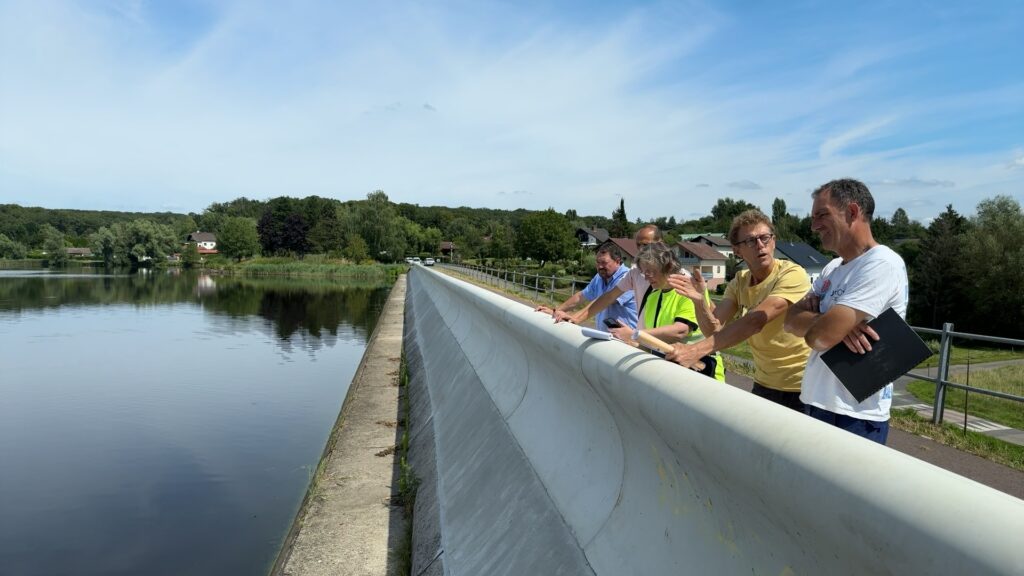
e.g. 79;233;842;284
403;267;1024;576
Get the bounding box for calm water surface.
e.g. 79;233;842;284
0;269;391;575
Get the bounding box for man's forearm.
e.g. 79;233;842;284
690;295;721;336
556;291;585;313
703;314;765;353
784;308;818;338
572;287;621;322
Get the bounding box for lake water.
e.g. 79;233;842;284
0;269;392;575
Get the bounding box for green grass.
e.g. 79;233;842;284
723;340;753;361
390;351;419;576
205;255;406;280
915;340;1022;368
723;356;755;378
890;408;1024;472
906;365;1024;429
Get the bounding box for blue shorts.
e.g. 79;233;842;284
805;405;889;444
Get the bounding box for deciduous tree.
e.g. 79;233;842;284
258;197;311;256
218;217;260;261
961;195;1024;337
41;224;68;267
515;209;575;263
0;233;27;259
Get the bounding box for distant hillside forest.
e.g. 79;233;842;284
1;191;1022;337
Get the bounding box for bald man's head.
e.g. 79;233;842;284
634;225;662;247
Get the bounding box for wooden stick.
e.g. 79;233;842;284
633;331;706;372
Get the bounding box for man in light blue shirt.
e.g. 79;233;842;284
537;241;637;332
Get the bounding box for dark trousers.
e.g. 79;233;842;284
751;382;805;412
804;405;890;445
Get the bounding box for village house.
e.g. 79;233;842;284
64;247;93;258
688;233;733;258
773;241;830;283
674;241;728;290
575;227;610;248
186;231;218;254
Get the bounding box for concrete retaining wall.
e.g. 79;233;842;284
403;267;1024;576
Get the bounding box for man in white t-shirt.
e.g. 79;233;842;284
785;179;909;444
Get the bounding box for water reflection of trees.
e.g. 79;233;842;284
0;271;391;351
208;279;386;345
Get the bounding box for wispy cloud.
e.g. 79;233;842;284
871;178;955;188
0;0;1021;223
819;118;895;159
727;180;762;190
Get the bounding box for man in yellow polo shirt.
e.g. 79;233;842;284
666;210;811;411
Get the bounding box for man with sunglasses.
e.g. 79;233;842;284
666;210;812;411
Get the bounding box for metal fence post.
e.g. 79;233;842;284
932;322;954;424
550;275;556;305
534;274;540;301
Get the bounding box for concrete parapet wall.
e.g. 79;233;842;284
403;267;1024;576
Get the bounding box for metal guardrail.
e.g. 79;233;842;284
905;323;1024;424
441;262;590;306
441;262;1023;427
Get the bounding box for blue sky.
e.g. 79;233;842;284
1;0;1021;222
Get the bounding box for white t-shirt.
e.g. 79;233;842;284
800;245;909;421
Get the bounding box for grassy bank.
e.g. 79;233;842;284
906;365;1024;429
890;408;1024;472
915;342;1021;369
205;255;406;281
392;352;419;576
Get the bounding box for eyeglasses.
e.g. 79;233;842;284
735;233;774;248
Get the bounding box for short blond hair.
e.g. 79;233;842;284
728;210;775;245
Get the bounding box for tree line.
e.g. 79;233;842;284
1;193;1021;337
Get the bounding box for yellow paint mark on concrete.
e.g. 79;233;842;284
652;442;696;516
716;521;740;555
779;566;796;576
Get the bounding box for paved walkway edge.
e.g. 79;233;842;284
272;276;408;576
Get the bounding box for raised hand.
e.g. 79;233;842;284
668;271;703;301
690;266;707;295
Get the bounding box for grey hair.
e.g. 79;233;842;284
812;178;875;220
635;242;679;275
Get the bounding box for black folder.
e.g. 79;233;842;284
821;307;933;402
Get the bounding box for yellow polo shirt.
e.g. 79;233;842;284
723;259;811;392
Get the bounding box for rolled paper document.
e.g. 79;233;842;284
580;327;613;340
